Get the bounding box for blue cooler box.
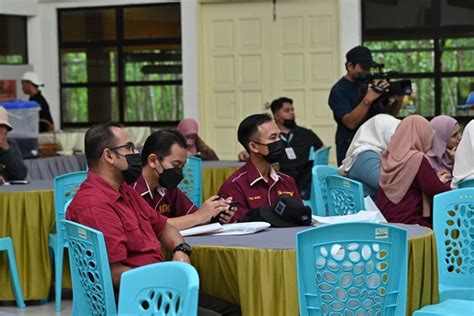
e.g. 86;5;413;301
0;100;40;158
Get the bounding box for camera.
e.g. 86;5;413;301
353;64;412;114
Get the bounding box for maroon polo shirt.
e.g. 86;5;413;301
66;171;168;268
218;160;302;222
133;176;198;217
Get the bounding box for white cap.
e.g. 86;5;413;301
22;72;44;87
0;106;13;131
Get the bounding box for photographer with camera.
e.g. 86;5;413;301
328;45;404;165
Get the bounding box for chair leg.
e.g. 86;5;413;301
54;247;64;312
6;241;26;309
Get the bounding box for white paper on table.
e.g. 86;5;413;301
364;196;381;213
312;210;387;225
180;223;223;237
206;222;271;236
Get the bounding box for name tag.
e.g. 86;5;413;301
285;147;297;160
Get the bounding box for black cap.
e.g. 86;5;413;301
259;195;312;227
346;45;379;68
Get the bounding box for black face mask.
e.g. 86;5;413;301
157;161;184;190
282;119;296;129
117;153;142;185
255;140;284;164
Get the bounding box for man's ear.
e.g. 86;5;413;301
248;142;259;154
147;153;158;169
103;148;115;165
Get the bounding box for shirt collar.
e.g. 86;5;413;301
133;175;167;200
244;160;281;187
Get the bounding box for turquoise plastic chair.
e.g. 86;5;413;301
118;262;199;315
296;223;408;316
308;166;338;216
178;156;202;207
62;220;117;315
308;146;331;166
48;171;87;312
326;175;365;216
0;237;25;308
413;299;474;316
458;178;474;188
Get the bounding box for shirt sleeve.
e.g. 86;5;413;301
218;180;249;222
170;188;198;217
0;140;28;181
309;130;324;149
287;175;303;200
416;157;451;197
328;87;354;122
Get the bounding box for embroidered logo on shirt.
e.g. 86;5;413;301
159;204;171;214
277;190;294;197
248;195;261;201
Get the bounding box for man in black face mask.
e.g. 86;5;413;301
219;113;302;222
270;97;324;199
134;130;236;231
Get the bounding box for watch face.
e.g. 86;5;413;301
174;242;192;255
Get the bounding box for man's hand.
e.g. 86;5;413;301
0;128;9;151
196;195;231;224
365;80;389;103
437;170;452;183
172;251;191;264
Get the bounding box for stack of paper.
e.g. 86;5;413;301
180;222;270;237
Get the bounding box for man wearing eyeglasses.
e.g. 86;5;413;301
66;123;241;316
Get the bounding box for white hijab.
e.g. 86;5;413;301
452;120;474;188
340;114;401;173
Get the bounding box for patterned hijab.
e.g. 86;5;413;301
379;115;435;204
177;118;199;155
452;120;474;188
427;115;458;172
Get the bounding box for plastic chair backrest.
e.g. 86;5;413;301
309;166;338;216
118;262;200;315
458;178;474;188
62;220;117;316
308;146;331;166
296;223;408;316
433;188;474;291
326;175;365;216
178;156;202;207
54;171;87;243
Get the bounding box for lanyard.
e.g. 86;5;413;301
280;133;294;145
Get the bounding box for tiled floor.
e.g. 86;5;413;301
0;300;72;316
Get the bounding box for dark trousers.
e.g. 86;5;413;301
198;292;241;316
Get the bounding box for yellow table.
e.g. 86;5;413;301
0;181;72;301
186;224;438;316
201;161;243;200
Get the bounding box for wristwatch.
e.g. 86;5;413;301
173;242;192;256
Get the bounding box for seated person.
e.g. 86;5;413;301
219;113;301;222
66;123;240;315
376;115;451;227
339;114;400;199
177;118;219;160
0;106;28;183
134;129;235;230
452;120;474;188
427;115;461;175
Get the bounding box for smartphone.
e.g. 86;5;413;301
8;180;30;185
229;200;239;209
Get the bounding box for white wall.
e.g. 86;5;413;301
0;0;38;15
339;0;362;75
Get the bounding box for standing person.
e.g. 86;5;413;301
427;115;462;175
452;120;474;188
21;72;54;133
219;114;302;222
328;45;403;165
134;129;235;230
269;97;323;199
339;114;400;200
177;118;219;160
376;115;451;227
66;123;241;315
0;106;28;183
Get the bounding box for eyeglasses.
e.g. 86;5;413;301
109;142;136;153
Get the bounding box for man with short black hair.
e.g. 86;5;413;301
219;114;301;222
270;97;324;199
134;130;235;230
328;45;403;165
21;72;54;132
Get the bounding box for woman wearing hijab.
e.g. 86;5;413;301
377;115;451;227
452;120;474;188
427;115;462;174
177;118;219;161
340;114;401;199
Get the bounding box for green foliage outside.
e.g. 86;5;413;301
0;55;24;64
365;38;474;118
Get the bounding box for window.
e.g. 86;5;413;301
362;0;474;123
0;15;28;64
58;4;183;127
